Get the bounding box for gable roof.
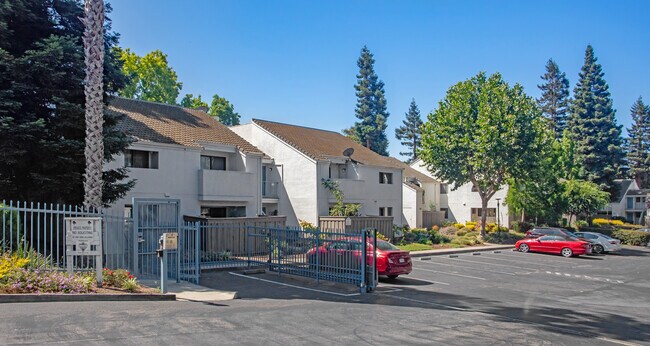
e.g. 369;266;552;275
613;179;634;203
108;97;262;154
385;157;437;184
252;119;403;169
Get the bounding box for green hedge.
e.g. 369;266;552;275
611;229;650;246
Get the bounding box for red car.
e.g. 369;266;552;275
307;238;412;278
515;235;590;257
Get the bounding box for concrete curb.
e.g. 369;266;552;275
0;293;176;303
409;244;515;258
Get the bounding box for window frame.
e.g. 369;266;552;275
200;155;227;171
124;149;159;169
379;172;393;184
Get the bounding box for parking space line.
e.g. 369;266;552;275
228;272;361;297
413;267;486;280
417;258;517;276
544;271;625;284
438;256;527;269
478;253;568;268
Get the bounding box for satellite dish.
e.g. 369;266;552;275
343;147;354;157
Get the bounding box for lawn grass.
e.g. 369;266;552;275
397;243;433;252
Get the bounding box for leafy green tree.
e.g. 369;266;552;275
567;45;623;196
395;99;423;163
209;94;240;126
0;0;133;205
537;59;570;139
506;137;570;225
420;72;546;237
180;94;208;109
561;179;610;224
345;46;389;156
116;48;182;105
627;97;650;188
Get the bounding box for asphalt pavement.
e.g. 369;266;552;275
2;246;649;345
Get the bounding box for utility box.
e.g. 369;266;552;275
162;232;178;250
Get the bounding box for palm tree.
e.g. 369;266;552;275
82;0;105;210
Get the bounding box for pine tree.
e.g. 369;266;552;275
0;0;133;205
627;97;650;188
395;99;423;163
345;46;389;156
566;45;623;196
537;59;570;139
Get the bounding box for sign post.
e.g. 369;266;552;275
158;232;178;294
65;217;103;285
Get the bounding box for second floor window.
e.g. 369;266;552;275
379;172;393;184
201;155;226;170
440;183;448;194
379;207;393;217
125;149;158;169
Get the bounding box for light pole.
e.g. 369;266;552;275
495;198;501;229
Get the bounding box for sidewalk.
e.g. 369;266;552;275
409;244;514;258
141;279;238;303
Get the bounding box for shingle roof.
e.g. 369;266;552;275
252;119;404;169
386;157;437;184
627;189;650;196
108;97;263;154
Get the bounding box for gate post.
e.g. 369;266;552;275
316;228;320;284
371;228;378;291
360;229;367;294
194;221;200;283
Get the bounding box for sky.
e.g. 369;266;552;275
109;0;650;161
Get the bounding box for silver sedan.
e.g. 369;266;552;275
574;232;621;254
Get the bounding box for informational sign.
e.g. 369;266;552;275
163;232;178;250
65;218;102;256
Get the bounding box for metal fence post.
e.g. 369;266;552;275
316;228;320;284
360;229;367;294
195;221;200;284
372;228;378;291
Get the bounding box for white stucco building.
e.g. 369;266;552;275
232;120;404;227
105;98;276;218
599;179;649;224
409;159;510;227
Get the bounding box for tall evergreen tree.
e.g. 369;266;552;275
566;45;623;196
627;97;650;188
344;46;389;156
538;59;570;139
0;0;133;205
395;99;423;163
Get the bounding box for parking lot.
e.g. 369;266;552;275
3;246;649;345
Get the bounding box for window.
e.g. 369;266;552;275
440;183;448;194
201;206;246;218
329;164;347;179
379;172;393;184
471;184;478;192
440;208;449;219
627;197;634;209
379;207;393;217
125;150;158;169
201;155;226;170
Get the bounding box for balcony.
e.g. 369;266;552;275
626;202;647;211
262;181;280;199
198;169;255;201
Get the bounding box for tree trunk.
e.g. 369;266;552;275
82;0;105;210
521;208;525;223
480;197;488;239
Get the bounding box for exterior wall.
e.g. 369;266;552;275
410;159;509;226
232;124;317;227
232;124;404;227
104;141;262;218
402;185;421;228
321;164;403;226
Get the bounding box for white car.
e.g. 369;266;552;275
574;232;621;254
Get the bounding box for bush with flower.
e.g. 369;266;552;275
102;268;141;291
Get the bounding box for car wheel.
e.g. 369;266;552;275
519;244;530;253
561;247;573;257
592;244;604;254
387;275;399;279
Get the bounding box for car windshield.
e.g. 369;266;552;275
376;240;399;251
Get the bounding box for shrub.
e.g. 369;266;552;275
439;226;458;237
485;231;525;244
299;220;317;231
453;223;465;229
465;221;477;228
511;221;534;233
465;225;476;232
121;277;139;292
432;225;440;232
574;220;589;229
611;229;650;246
456;228;469;237
0;253;29;285
376;233;388;241
103;268;135;288
4;269;95;293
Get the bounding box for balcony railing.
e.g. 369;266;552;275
262;181;279;199
198;169;255;200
